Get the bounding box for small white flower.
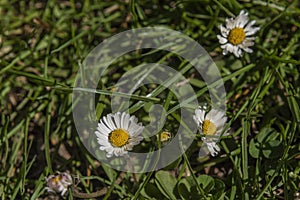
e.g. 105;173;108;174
95;112;144;158
45;172;73;196
193;107;228;156
217;10;260;57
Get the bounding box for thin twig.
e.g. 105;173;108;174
71;172;126;198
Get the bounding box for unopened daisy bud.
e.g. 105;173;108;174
157;131;172;143
45;171;73;196
217;10;260;57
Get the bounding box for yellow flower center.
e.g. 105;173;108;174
109;129;129;147
228;28;246;45
160;131;171;142
202;120;217;135
51;175;62;185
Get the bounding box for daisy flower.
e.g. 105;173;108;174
45;172;73;196
217;10;260;57
193;106;228;156
95;112;144;158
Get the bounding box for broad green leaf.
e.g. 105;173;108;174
211;178;225;199
178;175;216;199
178;176;202;199
198;175;214;192
155;171;177;200
257;127;274;143
141;182;165;200
249;139;260;158
264;160;278;176
263;140;283;159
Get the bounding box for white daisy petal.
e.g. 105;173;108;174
225;18;235;29
206;142;220;156
216;112;225;119
239;39;255;50
103;116;114;131
213;121;224;130
195;108;206;122
244;20;255;29
219;25;229;37
107;114;117;130
217;117;227;128
244;20;259;33
97;135;108;144
235;10;249;28
114;112;121;128
99;146;106;150
207;109;221;121
193;115;199;126
95;131;104;139
232;46;242;57
97;123;110;135
221;43;234;53
128;121;141;135
136;126;144;135
121;112;129;130
238;17;249;28
222;48;228;55
244;47;253;53
218;10;259;57
217;35;228;44
245;27;260;36
227;44;235;53
106;153;113;158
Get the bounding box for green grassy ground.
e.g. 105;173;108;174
0;0;299;199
